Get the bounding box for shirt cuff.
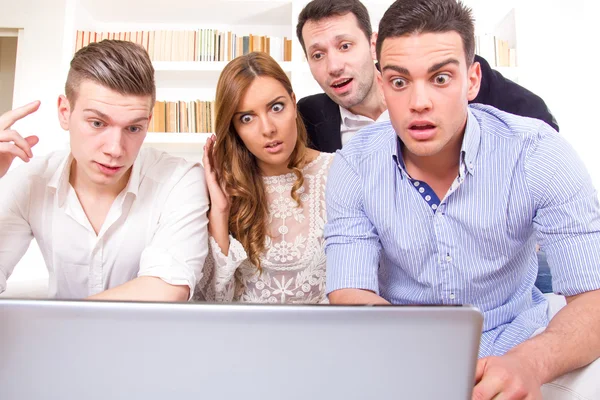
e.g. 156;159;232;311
325;244;380;295
543;233;600;296
138;247;199;301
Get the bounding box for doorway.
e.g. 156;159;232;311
0;29;19;114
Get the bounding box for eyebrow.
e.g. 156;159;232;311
234;96;286;116
427;58;460;73
83;108;149;124
381;58;461;76
381;65;410;75
307;34;355;54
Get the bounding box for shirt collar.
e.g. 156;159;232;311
47;153;142;207
392;135;408;179
339;105;390;126
460;108;481;177
124;154;142;198
391;108;481;178
47;153;74;207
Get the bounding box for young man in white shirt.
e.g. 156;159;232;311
0;40;209;301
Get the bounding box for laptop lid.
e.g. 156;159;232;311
0;300;482;399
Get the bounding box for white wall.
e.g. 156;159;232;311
0;0;68;155
516;0;599;189
575;0;599;191
0;0;68;284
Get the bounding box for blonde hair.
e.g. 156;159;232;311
213;52;309;270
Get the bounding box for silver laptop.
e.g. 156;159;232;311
0;299;482;400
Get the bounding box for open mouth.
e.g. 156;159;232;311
265;141;282;149
409;123;436;130
331;78;353;89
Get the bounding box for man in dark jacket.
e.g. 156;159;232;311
296;0;558;154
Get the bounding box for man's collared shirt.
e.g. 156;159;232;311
0;147;209;299
339;105;389;147
325;104;600;357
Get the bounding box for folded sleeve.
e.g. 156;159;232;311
324;151;381;296
525;126;600;296
138;164;209;300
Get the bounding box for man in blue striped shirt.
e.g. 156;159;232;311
324;0;600;398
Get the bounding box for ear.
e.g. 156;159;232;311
291;91;297;106
376;70;383;92
57;95;71;131
467;61;482;101
370;32;378;61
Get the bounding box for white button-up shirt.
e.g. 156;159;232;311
0;147;209;299
339;106;389;147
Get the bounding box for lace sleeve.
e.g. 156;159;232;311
194;235;248;302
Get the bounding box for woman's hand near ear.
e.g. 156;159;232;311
203;134;232;256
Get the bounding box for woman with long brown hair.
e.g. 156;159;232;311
196;52;334;303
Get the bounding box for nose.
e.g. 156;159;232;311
102;127;125;159
259;114;276;137
409;81;433;113
327;51;344;78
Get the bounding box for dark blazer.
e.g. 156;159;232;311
298;55;559;153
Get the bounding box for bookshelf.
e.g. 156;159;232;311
60;0;522;161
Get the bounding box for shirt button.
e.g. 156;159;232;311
445;254;452;262
449;293;456;300
413;181;420;187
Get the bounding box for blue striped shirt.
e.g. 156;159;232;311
325;104;600;357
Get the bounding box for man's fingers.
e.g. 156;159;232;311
472;373;504;400
475;358;487;382
0;130;34;158
0;142;30;163
0;100;41;131
25;135;39;149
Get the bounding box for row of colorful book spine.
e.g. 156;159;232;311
75;30;293;62
149;100;215;133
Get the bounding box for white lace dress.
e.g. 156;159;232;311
197;152;334;303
